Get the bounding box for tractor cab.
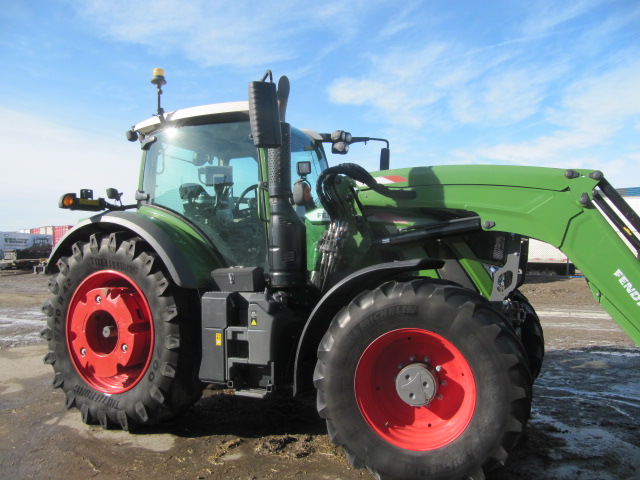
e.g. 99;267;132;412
133;106;327;270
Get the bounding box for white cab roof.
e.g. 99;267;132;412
134;101;249;134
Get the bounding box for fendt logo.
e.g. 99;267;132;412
614;269;640;306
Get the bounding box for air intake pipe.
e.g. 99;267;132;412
249;73;306;289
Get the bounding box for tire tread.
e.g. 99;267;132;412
42;232;204;431
315;279;532;480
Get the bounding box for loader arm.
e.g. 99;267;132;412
358;165;640;345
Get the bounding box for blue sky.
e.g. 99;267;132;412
1;0;639;231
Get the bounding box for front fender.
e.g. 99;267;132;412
293;257;444;396
47;209;224;289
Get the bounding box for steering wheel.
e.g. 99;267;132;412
234;184;258;218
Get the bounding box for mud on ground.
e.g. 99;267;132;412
0;271;638;480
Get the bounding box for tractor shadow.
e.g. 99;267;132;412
131;347;639;480
141;388;327;439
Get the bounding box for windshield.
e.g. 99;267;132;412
141;120;326;269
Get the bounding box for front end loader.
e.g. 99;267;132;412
42;70;640;480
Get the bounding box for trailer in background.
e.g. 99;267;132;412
527;239;574;275
1;231;51;255
0;232;53;270
0;226;73;271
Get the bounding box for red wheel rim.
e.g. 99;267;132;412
67;270;154;394
354;328;476;450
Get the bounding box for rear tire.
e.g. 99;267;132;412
314;280;531;480
41;232;203;430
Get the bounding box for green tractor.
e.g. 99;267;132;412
42;70;640;480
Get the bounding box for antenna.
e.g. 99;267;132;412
150;67;167;120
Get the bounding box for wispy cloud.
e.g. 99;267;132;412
520;0;607;37
378;0;425;39
328;38;556;130
73;0;377;70
324;2;640;185
329;43;453;127
474;56;640;164
449;63;568;125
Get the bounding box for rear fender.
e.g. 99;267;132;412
293;258;444;396
47;210;223;289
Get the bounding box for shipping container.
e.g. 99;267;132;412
53;225;73;246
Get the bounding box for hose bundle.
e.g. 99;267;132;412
313;163;415;290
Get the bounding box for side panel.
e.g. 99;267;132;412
47;209;223;289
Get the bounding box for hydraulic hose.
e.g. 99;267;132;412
316;163;415;221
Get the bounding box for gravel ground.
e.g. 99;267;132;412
0;271;638;480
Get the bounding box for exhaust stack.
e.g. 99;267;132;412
248;73;306;289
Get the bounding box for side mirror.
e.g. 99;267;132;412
380;148;390;170
248;73;282;148
125;129;138;142
106;188;121;200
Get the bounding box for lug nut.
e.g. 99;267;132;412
122;344;128;352
80;348;86;356
95;295;101;304
398;363;404;370
409;355;416;362
435;365;442;372
423;356;430;363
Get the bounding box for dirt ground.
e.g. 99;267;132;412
0;271;638;480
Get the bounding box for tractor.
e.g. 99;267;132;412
42;69;640;480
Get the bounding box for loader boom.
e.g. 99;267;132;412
359;164;640;345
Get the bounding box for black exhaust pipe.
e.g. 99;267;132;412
248;73;306;289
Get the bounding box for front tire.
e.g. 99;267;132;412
512;290;545;381
41;232;203;430
314;280;532;480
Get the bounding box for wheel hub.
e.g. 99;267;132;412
395;363;439;407
354;328;476;451
67;270;154;394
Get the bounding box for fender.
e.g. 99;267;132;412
293;257;444;395
47;209;224;289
